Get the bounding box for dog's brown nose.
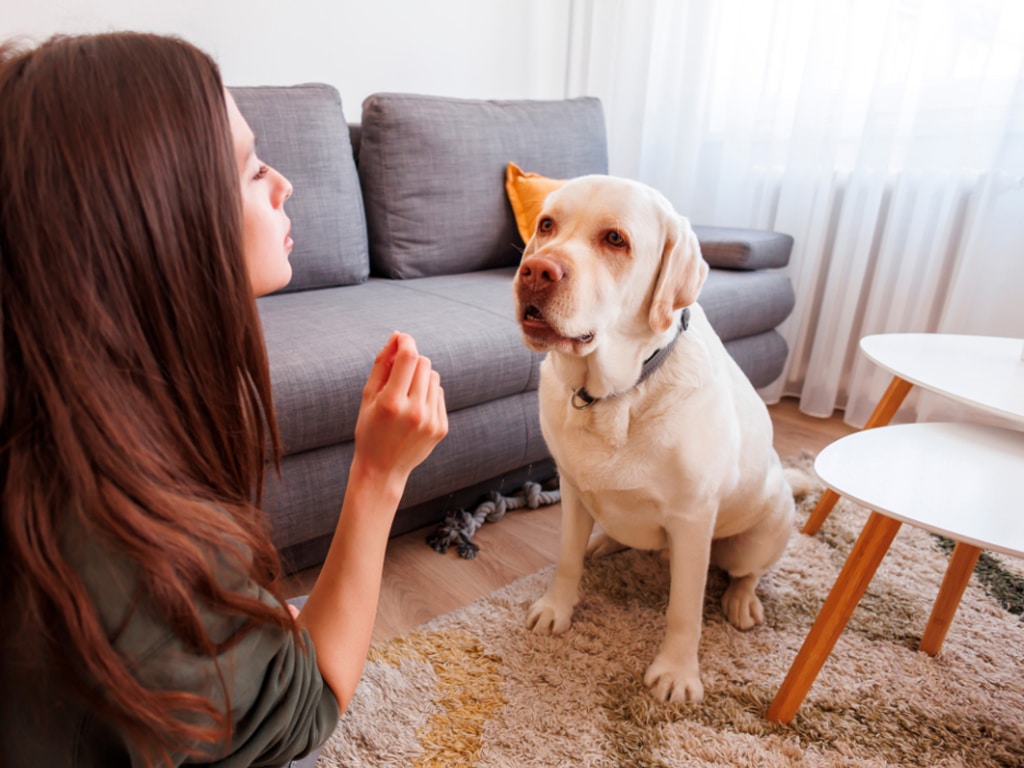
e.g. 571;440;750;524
518;256;564;292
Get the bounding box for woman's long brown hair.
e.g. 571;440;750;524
0;32;294;764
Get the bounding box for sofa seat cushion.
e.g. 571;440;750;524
263;391;553;564
358;93;608;278
231;84;370;291
258;268;541;457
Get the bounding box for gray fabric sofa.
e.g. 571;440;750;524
230;85;795;574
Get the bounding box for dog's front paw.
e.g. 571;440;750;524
525;595;573;635
643;654;704;703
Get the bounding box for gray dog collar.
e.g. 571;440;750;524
571;307;690;410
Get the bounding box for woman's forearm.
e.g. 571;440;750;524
296;456;406;711
296;331;447;711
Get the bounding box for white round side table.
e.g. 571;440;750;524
803;334;1024;534
769;333;1024;724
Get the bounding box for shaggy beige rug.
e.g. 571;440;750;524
318;468;1024;767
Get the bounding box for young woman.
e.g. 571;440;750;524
0;32;447;767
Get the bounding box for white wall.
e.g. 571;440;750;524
0;0;572;114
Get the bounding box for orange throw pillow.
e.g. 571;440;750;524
505;162;566;244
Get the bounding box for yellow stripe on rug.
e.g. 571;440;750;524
369;628;505;767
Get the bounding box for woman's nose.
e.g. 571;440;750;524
273;167;293;206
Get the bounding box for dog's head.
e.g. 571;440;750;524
513;175;707;358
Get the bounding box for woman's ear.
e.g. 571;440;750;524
648;215;708;333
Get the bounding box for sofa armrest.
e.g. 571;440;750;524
692;225;793;270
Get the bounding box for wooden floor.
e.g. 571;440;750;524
282;397;856;643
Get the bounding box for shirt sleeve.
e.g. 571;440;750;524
75;531;340;768
183;591;341;768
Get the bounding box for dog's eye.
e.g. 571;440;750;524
537;217;554;233
605;230;627;248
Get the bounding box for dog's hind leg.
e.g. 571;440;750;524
712;495;793;631
719;572;765;630
586;531;628;558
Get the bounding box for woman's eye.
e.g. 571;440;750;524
538;217;554;233
254;163;269;181
606;230;627;248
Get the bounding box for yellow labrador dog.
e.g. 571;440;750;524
513;175;798;704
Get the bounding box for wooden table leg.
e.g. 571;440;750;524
802;376;914;535
767;512;903;724
801;488;841;536
918;541;982;656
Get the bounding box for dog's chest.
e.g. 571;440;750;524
540;390;678;493
548;419;677;549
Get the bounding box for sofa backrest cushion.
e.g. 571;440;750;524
358;93;608;279
230;84;369;292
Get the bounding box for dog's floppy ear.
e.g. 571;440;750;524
648;215;708;333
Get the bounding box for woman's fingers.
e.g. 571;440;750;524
354;332;447;475
407;354;434;402
363;331;400;396
432;371;449;438
378;333;420;400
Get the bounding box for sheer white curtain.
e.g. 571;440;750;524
566;0;1024;427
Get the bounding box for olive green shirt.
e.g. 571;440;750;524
0;523;339;767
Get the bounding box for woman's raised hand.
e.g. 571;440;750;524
352;331;448;484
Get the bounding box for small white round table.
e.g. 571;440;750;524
802;334;1024;534
768;334;1024;724
813;421;1024;555
860;333;1024;424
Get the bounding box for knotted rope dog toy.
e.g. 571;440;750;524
427;478;561;559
